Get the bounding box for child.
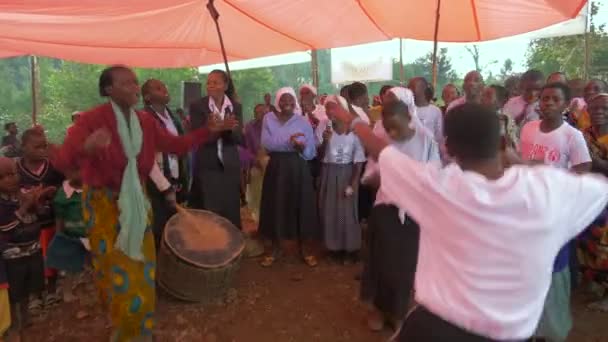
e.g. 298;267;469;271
503;69;545;135
16;127;63;309
0;157;54;334
318;95;365;264
408;77;443;145
45;167;89;304
0;240;9;339
482;85;518;149
519;83;592;342
357;91;440;332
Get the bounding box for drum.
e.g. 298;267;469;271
158;209;245;303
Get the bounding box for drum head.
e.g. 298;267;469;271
164;209;245;268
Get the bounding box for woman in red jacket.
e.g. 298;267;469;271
52;66;235;341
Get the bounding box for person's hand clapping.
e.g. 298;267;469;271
322;125;332;143
290;133;305;152
84;128;111;154
223;114;239;131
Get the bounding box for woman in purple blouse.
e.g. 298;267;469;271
258;87;319;267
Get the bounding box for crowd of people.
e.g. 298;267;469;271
0;64;607;341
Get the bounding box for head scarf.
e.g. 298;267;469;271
275;87;301;114
324;94;349;111
299;84;317;97
388;87;425;131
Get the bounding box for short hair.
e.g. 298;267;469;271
254;103;266;112
444;103;501;161
348;82;368;101
443;83;461;96
340;85;351;100
381;100;411;121
99;65;132;97
379;85;393;97
521;69;545;84
490;85;509;106
548;71;567;83
542;82;572;102
4;122;15;131
21;126;45;146
140;79;158;99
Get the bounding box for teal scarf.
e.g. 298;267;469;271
111;101;150;261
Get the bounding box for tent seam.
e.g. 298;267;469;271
470;0;481;41
223;0;314;50
356;0;390;39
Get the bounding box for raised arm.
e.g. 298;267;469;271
151;115;210;156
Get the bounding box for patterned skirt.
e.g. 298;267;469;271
578;207;608;288
83;187;156;342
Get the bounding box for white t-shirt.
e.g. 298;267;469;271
519;121;591;169
416;104;443;144
376;146;608;340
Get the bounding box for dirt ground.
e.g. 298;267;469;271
21;211;608;342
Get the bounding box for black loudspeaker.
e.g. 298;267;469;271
181;81;202;115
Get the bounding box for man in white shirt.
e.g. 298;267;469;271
445;70;484;114
327;101;608;341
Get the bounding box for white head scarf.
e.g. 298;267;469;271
275;87;301;114
299;84;317;97
323;94;349;111
387;87;422;130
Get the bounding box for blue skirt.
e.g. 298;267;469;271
46;231;88;273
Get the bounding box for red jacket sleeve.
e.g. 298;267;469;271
151;116;210;155
50;112;98;173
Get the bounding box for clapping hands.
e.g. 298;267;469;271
208;113;239;133
290;133;305;152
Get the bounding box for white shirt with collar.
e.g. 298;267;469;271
151;107;179;179
376;146;608;340
209;95;234;163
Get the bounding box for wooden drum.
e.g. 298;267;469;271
158;209;245;303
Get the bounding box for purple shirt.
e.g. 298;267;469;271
244;119;263;157
261;112;316;161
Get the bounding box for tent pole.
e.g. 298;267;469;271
399;38;404;85
583;0;591;80
431;0;441;90
311;49;319;89
30;55;39;125
207;0;232;80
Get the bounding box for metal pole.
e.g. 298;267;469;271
207;0;231;80
311;49;319;89
583;0;591;80
431;0;441;90
399;38;404;84
30;55;39;125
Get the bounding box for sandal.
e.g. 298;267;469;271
303;255;318;267
260;255;275;267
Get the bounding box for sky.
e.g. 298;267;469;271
200;0;608;79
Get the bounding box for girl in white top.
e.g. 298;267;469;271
519;83;591;342
326;101;608;341
408;77;444;145
317;95;366;263
359;90;440;333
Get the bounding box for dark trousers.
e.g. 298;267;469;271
399;306;529;342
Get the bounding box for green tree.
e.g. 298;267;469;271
499;59;514;81
526;2;608;80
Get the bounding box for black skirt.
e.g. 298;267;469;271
258;152;319;241
190;156;242;229
360;204;419;319
399;306;506;341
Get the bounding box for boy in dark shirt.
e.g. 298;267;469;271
16;127;62;307
0;157;54;333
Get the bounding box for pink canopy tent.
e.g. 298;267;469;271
0;0;587;68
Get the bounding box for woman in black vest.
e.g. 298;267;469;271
189;70;243;229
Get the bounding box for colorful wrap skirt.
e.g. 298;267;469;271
83;187;156;342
